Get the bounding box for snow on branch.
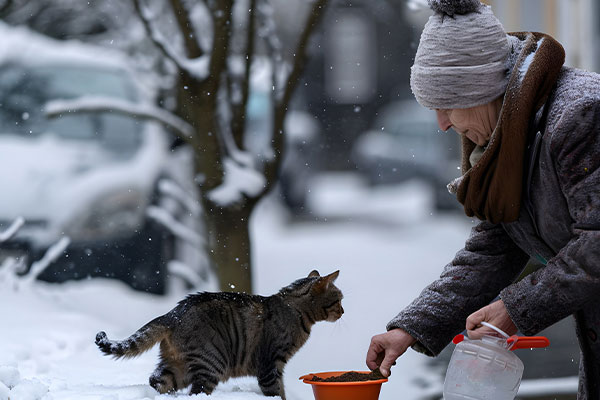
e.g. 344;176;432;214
44;96;195;141
228;0;256;146
217;76;256;168
207;157;266;207
0;257;21;284
146;206;205;247
158;179;202;217
168;260;203;288
0;217;24;243
22;237;71;285
133;0;210;80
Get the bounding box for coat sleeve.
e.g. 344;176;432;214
500;99;600;335
387;221;529;356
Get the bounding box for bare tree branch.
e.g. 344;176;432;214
186;0;234;194
168;260;204;288
206;0;234;96
45;96;196;142
147;206;205;247
132;0;210;80
132;0;183;68
0;217;24;243
170;0;204;58
217;74;255;168
230;0;256;148
278;0;327;110
263;0;328;191
22;237;70;285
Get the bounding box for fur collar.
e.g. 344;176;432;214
448;32;565;223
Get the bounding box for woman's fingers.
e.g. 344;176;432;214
366;338;384;370
379;349;400;377
466;306;487;331
366;329;417;377
466;300;518;339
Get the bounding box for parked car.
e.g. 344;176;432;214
351;98;462;210
0;23;206;294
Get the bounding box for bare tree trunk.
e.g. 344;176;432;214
128;0;328;294
203;205;254;293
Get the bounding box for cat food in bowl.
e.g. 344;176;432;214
299;370;388;400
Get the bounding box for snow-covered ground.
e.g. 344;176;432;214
0;174;475;400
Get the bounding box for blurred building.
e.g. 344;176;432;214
274;0;421;171
486;0;600;72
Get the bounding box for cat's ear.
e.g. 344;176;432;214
308;270;320;278
325;270;340;282
311;270;339;293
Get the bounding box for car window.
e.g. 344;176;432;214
0;64;141;155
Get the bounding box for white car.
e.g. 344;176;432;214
0;23;207;293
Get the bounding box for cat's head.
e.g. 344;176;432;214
280;270;344;322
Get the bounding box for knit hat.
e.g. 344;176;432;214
410;0;511;109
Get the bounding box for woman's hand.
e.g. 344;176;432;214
466;299;517;339
366;329;416;377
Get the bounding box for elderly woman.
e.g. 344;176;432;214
366;0;600;398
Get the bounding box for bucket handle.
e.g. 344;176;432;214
480;321;510;338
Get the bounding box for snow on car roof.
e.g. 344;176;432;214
0;21;132;71
0;21;158;103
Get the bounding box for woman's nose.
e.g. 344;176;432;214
435;110;452;131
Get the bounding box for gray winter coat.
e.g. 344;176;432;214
388;35;600;399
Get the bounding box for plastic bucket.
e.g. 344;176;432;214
300;371;387;400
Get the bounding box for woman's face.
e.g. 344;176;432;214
435;101;501;146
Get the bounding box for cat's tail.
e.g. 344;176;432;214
95;315;170;359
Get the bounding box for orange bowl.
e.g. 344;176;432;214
299;371;388;400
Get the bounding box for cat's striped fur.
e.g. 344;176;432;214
95;270;343;398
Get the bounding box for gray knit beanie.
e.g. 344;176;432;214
410;0;511;109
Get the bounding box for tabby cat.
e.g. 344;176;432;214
95;270;343;399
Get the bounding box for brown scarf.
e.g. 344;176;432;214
454;32;565;223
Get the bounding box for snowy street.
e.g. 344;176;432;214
0;175;474;400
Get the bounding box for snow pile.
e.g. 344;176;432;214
0;366;47;400
1;372;49;400
0;279;278;400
